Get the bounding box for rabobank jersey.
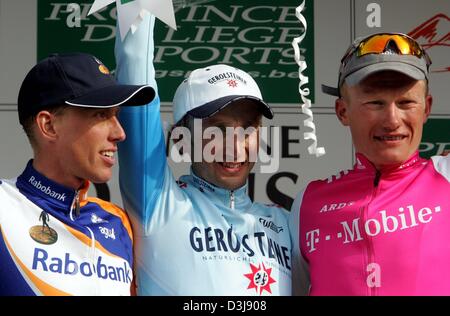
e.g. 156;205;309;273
115;15;292;295
0;161;133;296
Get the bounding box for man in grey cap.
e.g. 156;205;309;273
289;32;450;295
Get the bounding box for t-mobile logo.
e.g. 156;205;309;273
306;229;320;253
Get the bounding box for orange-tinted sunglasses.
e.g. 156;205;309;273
341;33;432;67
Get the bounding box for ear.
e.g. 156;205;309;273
335;98;350;126
35;111;59;142
423;94;433;124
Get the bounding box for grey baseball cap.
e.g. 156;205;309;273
322;33;431;97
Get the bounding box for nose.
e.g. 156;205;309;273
234;132;246;163
224;128;246;163
110;116;126;143
382;103;401;131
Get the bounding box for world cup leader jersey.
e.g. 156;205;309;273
115;15;292;296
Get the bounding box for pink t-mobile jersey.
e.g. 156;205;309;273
290;152;450;295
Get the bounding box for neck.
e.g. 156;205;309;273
356;152;420;173
33;154;83;190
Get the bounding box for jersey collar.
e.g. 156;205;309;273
183;169;252;210
354;151;423;174
17;160;89;209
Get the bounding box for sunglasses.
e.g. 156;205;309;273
341;33;432;68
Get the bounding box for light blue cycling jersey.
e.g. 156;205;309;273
115;15;292;296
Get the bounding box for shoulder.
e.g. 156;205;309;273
258;202;288;213
251;202;290;235
291;188;306;213
86;197;129;221
0;178;14;187
289;188;306;232
296;167;357;202
86;197;133;240
252;202;290;227
0;178;18;194
0;178;20;221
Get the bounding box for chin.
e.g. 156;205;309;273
220;182;245;191
217;175;247;190
91;172;112;184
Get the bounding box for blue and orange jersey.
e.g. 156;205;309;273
0;160;133;296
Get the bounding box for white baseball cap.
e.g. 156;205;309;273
173;64;273;124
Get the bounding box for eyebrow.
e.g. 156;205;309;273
206;119;259;127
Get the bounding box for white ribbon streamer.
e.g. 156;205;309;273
291;1;325;157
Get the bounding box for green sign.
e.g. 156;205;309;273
38;0;314;104
38;1;118;68
420;118;450;158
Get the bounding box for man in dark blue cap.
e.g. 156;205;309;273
0;52;155;295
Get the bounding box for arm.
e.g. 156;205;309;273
289;189;311;295
115;14;166;228
432;154;450;182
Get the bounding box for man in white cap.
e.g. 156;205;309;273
290;32;450;295
0;52;155;295
115;15;292;295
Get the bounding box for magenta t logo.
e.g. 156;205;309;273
306;229;320;253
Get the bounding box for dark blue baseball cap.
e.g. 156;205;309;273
18;52;155;124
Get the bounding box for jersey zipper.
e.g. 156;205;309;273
230;190;235;209
69;190;99;294
361;170;381;295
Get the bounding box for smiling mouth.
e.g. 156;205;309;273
374;135;406;141
218;162;246;171
100;151;114;158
